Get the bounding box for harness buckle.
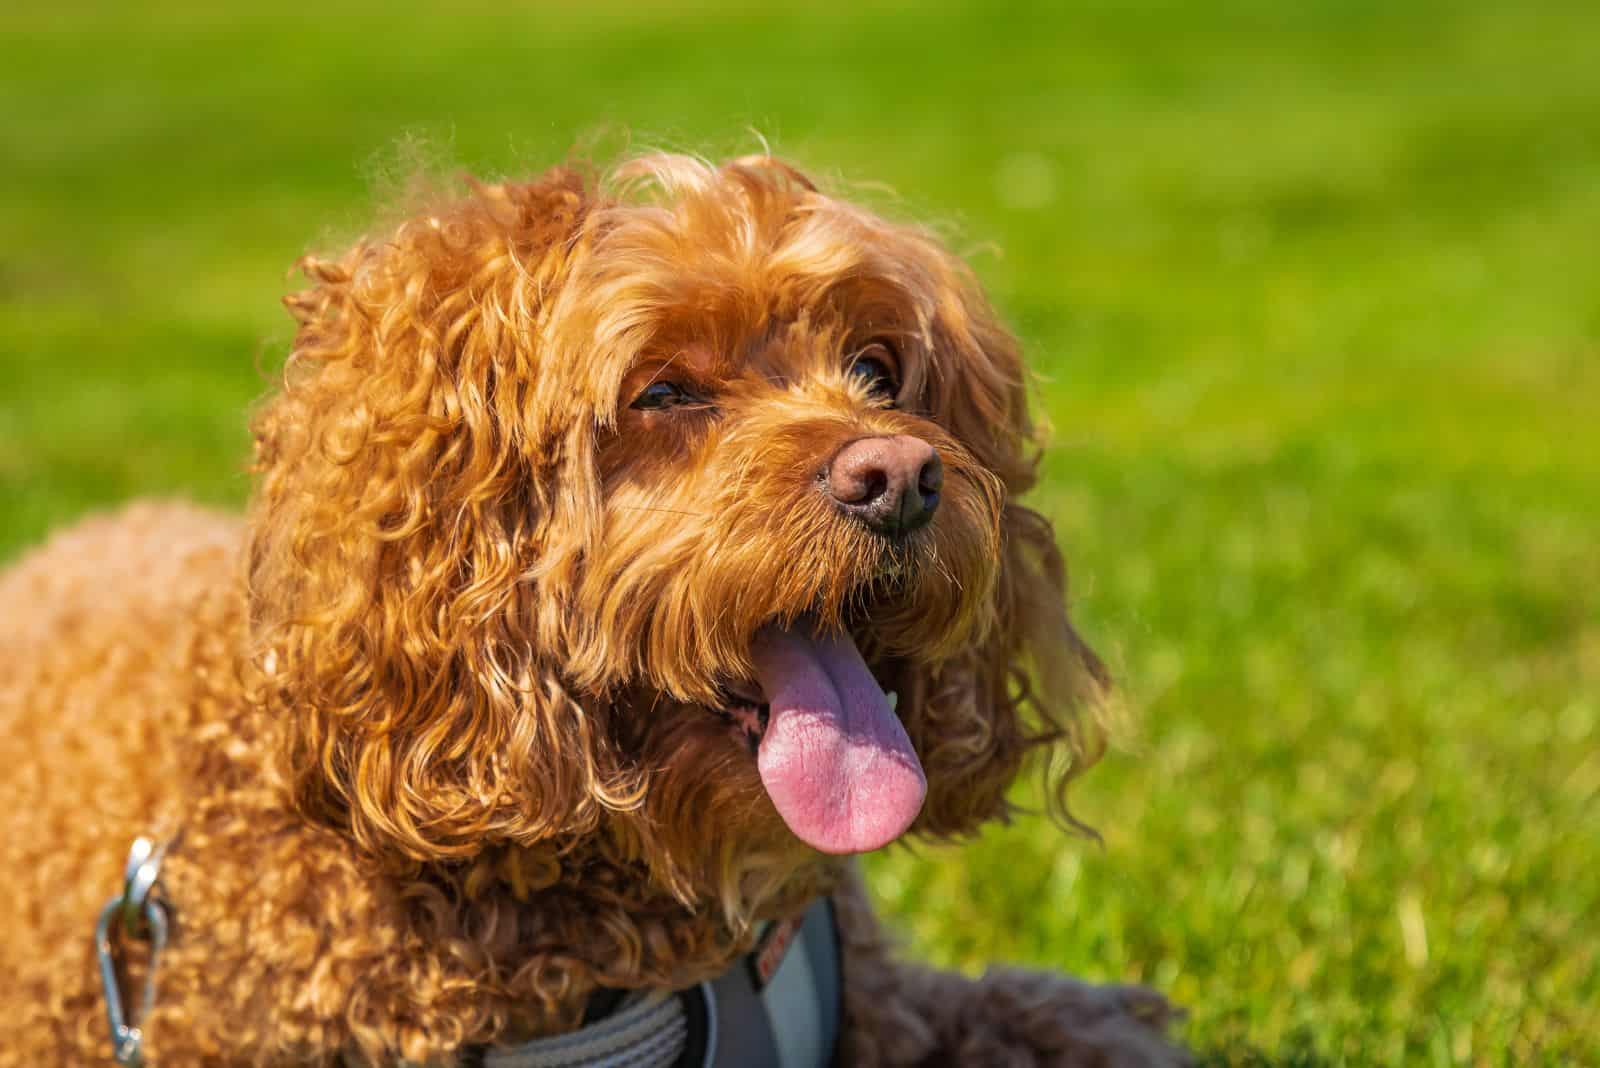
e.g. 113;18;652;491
95;837;171;1067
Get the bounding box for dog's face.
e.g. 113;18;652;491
249;155;1105;912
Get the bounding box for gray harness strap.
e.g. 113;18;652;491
479;897;840;1068
480;994;685;1068
696;896;839;1068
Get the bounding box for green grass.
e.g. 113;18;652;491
4;2;1597;1062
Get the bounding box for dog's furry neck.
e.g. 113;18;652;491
145;565;840;1060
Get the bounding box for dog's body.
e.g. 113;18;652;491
0;155;1185;1066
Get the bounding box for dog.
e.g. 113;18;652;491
0;153;1186;1066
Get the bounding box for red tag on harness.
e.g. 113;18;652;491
748;913;805;990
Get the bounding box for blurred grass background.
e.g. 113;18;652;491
3;1;1597;1063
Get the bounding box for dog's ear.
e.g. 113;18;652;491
902;502;1110;838
246;168;643;861
896;242;1111;838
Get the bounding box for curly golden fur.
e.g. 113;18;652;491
0;153;1186;1065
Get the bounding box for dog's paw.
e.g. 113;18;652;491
956;969;1192;1068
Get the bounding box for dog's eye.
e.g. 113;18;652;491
848;343;900;401
630;380;695;411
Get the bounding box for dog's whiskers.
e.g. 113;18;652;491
613;505;708;519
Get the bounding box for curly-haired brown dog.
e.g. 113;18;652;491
0;154;1186;1066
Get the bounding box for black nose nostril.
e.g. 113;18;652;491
858;469;889;506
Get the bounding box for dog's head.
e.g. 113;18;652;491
248;154;1107;910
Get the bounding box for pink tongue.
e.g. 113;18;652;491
748;622;926;854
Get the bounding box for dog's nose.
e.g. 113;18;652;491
827;435;943;537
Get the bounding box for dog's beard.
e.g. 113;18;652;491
607;527;993;869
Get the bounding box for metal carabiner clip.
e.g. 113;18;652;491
95;837;171;1067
